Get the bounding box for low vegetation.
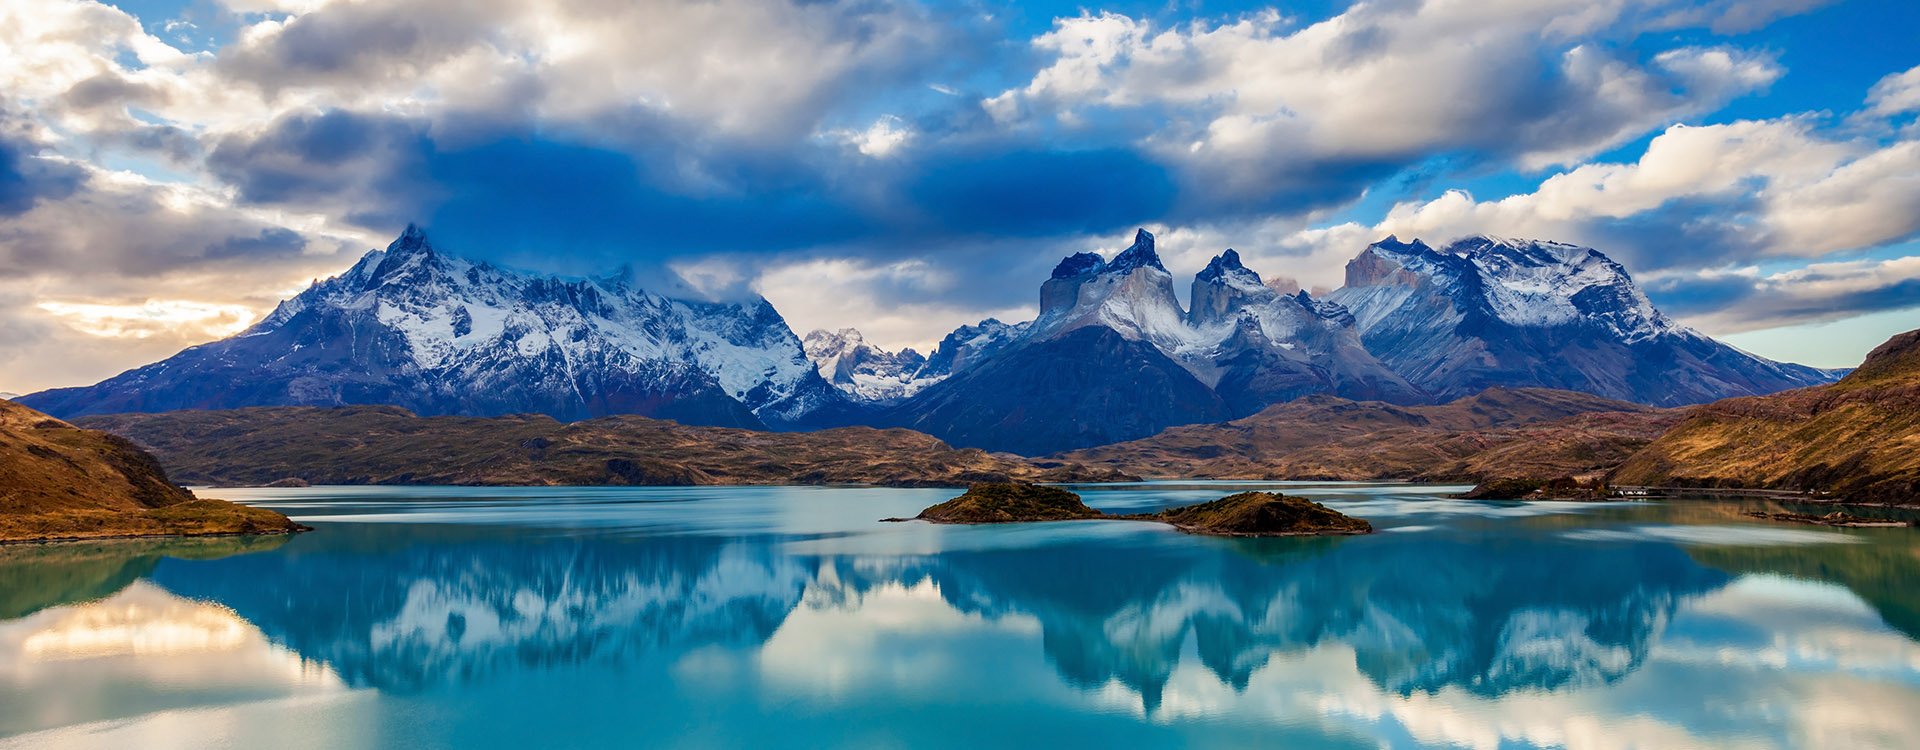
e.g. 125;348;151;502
902;483;1104;523
1612;328;1920;503
79;406;1135;488
0;400;304;543
897;483;1372;537
1150;491;1372;537
1056;387;1675;483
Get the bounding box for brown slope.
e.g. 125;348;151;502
1054;387;1667;481
0;400;303;542
1612;328;1920;502
77;406;1134;487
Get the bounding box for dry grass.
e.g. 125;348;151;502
77;406;1135;488
0;400;304;542
1612;329;1920;502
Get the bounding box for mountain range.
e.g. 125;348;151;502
21;226;852;430
863;230;1832;452
19;225;1839;455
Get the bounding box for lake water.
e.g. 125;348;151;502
3;482;1919;749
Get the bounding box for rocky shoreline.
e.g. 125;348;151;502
1742;510;1911;528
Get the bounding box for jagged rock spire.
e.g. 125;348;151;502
388;223;434;255
1109;228;1165;273
1196;248;1252;282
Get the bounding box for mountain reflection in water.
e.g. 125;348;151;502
3;484;1918;749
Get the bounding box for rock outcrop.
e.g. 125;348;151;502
897;483;1373;537
901;482;1104;523
1149;491;1373;536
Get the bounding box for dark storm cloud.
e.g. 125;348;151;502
904;148;1177;236
204;227;310;260
422;137;877;267
206;109;433;213
201;103;1188;276
0;133;85;217
1583;195;1768;273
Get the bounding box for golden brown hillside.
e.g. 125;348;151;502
1612;328;1920;502
1055;387;1674;481
77;406;1134;487
0;400;304;542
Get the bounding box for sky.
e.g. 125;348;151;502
1;0;1918;393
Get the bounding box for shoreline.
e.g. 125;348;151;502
0;525;311;547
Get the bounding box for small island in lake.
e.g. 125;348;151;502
889;483;1372;537
1149;491;1373;536
904;482;1105;523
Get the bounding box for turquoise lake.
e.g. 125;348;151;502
3;482;1919;748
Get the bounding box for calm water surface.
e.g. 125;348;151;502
3;482;1919;749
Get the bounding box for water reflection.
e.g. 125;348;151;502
2;486;1918;748
153;529;807;691
111;520;1727;705
0;537;338;737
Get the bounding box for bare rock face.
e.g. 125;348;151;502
905;483;1104;524
1150;491;1372;537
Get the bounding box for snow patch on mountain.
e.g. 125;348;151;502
1335;235;1680;343
1028;229;1228;357
23;225;846;427
801;328;940;403
309;227;831;422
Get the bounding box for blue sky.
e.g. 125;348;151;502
0;0;1917;392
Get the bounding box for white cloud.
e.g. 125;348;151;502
833;115;914;158
989;2;1785;204
1360;118;1920;263
754;255;1030;352
1661;256;1920;333
1866;65;1920;117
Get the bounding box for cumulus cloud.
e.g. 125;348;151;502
753;256;1032;351
832;116;915;158
987;2;1786;215
1866;65;1920;117
209;0;949;137
0;0;1908;389
1342;118;1920;271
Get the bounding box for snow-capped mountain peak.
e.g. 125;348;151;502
1336;235;1678;341
801;328;936;403
22;226;848;427
1326;234;1834;404
1190;248;1280;327
1108;228;1167;273
1033;228;1188;347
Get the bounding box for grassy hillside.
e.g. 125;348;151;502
79;406;1133;488
1055;387;1673;481
0;400;303;542
1612;329;1920;502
